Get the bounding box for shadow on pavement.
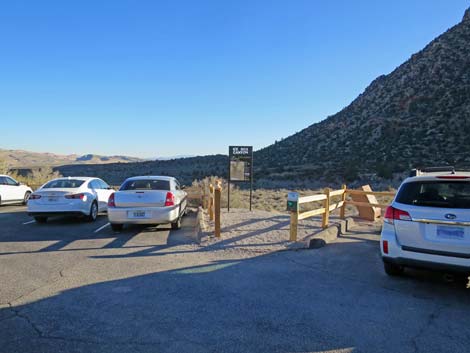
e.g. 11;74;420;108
2;240;470;353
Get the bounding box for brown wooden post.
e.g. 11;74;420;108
214;183;222;238
340;184;347;219
209;183;214;221
202;186;207;209
322;188;331;229
289;210;299;242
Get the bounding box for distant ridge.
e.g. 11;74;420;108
0;148;143;168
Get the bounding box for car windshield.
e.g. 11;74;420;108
42;179;85;189
396;180;470;209
120;179;170;191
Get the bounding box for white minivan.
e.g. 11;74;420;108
0;175;33;205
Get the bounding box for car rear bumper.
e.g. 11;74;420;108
381;225;470;273
108;205;179;225
383;256;470;273
28;202;90;217
29;211;88;217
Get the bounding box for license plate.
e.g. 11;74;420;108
436;225;465;240
129;210;147;218
48;197;58;202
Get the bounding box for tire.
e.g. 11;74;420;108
171;217;182;230
23;191;31;205
384;262;404;276
86;201;98;222
111;223;123;232
34;216;48;224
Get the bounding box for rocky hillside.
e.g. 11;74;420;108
0;149;143;167
255;9;470;182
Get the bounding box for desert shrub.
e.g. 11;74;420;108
0;159;9;174
10;167;61;190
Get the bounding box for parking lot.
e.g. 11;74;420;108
1;204;470;353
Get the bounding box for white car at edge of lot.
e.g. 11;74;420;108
0;175;33;205
381;167;470;276
107;176;187;232
27;177;115;223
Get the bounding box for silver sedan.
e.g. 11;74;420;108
107;176;187;232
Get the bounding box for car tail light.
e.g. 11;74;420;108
384;206;411;224
108;193;116;208
164;192;175;207
382;240;389;254
65;193;86;200
29;194;41;200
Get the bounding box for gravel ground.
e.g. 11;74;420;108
200;208;381;255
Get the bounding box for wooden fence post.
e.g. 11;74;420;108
289;210;299;242
340;184;347;219
209;183;214;221
322;188;330;229
214;183;222;238
202;186;207;209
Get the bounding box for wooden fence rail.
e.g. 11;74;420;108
288;185;395;241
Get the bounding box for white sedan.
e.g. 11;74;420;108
0;175;33;205
107;176;187;232
28;177;115;223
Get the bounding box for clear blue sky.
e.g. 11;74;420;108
1;1;468;158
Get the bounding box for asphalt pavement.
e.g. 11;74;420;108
0;205;469;353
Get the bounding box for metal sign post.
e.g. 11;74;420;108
228;146;253;211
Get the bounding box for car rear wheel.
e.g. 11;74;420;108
87;201;98;222
171;217;182;230
34;216;47;224
384;262;404;276
23;191;31;205
111;223;123;232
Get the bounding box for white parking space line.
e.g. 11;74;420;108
22;220;36;225
94;222;110;233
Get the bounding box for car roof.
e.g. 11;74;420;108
405;171;470;183
124;176;175;181
49;177;98;182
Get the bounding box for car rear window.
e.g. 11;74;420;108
120;179;170;191
396;181;470;209
43;179;85;189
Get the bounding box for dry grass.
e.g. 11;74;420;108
1;159;62;189
188;177;396;213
